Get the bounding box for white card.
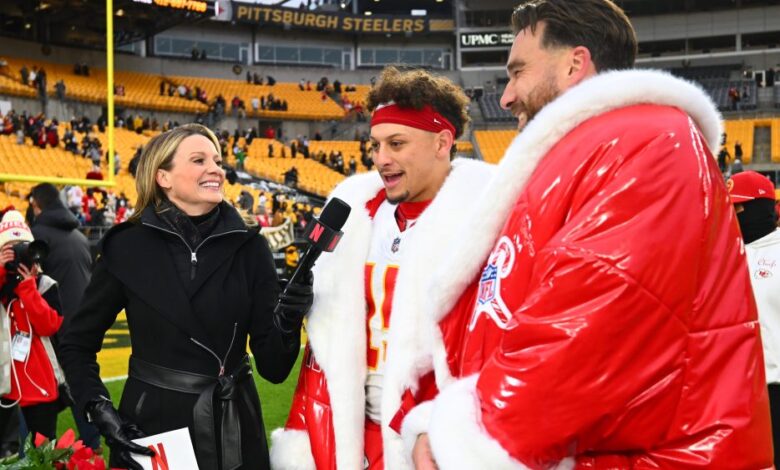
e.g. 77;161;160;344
131;427;200;470
11;332;31;362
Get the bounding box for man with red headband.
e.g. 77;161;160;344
270;66;494;470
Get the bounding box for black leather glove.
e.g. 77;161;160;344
86;398;155;470
274;271;314;334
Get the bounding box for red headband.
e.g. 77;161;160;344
370;102;456;136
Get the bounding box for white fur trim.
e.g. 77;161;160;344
304;171;382;470
430;70;722;332
380;159;496;470
302;161;495;470
428;376;575;470
399;401;434;462
269;428;316;470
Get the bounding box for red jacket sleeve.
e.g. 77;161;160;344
14;277;63;337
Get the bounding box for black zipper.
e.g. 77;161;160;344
142;222;246;280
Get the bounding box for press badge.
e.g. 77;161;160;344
11;332;31;362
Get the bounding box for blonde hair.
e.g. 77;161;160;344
129;124;221;222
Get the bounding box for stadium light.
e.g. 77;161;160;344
411;9;426;16
365;10;372;15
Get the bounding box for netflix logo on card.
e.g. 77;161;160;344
131;428;199;470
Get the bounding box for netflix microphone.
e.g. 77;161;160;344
275;197;351;315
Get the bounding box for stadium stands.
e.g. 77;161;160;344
478;92;513;122
0;56;347;120
473;129;516;164
723;119;756;164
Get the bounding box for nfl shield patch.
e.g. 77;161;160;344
478;264;497;305
391;237;401;253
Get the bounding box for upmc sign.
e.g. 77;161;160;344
460;32;514;49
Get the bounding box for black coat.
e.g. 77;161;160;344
30;204;91;332
59;203;300;470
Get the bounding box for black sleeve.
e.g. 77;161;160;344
248;237;301;384
59;257;127;411
41;282;64;349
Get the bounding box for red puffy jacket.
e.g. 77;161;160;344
394;71;773;469
1;270;62;407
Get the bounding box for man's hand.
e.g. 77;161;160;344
412;433;439;470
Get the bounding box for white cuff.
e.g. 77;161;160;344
400;400;435;460
428;375;574;470
270;428;316;470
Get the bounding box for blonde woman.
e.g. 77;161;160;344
59;124;312;470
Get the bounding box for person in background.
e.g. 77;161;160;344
401;1;772;468
59;124;313;470
0;210;63;441
28;183;99;449
729;170;780;468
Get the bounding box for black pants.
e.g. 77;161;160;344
769;384;780;468
21;401;59;441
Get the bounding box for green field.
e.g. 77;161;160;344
54;355;302;459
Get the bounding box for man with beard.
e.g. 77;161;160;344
729;171;780;468
270;67;494;470
388;1;772;468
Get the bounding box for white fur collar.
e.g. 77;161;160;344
303;158;495;470
428;69;722;330
384;69;722;468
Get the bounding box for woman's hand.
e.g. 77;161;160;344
0;245;15;267
16;263;39;281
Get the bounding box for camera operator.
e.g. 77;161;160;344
0;210;63;441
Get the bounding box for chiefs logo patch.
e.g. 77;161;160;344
755;268;773;279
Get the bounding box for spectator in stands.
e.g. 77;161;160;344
59;124;311;470
333;79;342;94
234;145;247;171
299;78;305;91
16;128;24;145
253;73;263;85
28;67;37;87
732;154;745;174
65;186;83;217
251;96;260;112
728;171;780;468
729;86;741;110
283;167;298;188
85;164;103;181
268;142;274;158
735;140;744;161
290;139;297;158
20;65;29;85
167;84;175;97
349;156;357;175
129;146;142;177
256;205;271;227
28;183;101;449
0;210;64;441
267;76;276;86
314;131;322;141
55;80;66;100
114;84;125;96
238;190;254;214
264;125;275;140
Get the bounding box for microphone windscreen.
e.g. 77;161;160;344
319;197;351;231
